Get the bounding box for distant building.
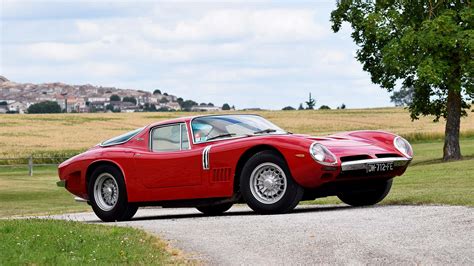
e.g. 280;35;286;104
191;105;222;112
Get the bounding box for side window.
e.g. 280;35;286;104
151;124;190;152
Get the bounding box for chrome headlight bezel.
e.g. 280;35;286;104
309;142;338;166
393;136;413;159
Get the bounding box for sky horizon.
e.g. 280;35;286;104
1;0;397;110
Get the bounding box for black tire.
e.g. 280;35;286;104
240;151;304;214
337;179;393;206
88;165;138;222
196;202;233;216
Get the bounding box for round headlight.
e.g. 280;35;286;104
394;136;413;158
310;142;337;166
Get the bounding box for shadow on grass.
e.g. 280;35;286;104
411;155;474;166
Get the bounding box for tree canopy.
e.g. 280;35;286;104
305;93;316;110
331;0;473;160
222;103;231;110
109;94;120;101
122;96;137;105
27;101;61;114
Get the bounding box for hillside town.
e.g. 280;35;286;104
0;76;225;114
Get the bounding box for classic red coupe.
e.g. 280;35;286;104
57;114;413;222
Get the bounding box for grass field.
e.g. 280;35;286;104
0;219;184;265
1;108;474;157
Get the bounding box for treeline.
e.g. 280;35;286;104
282;93;346;111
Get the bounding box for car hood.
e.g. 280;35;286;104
291;134;398;158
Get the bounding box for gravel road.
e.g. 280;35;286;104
51;205;473;265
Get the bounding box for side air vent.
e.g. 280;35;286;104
340;155;371;162
376;153;402;158
212;168;231;183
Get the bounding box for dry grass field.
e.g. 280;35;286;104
0;107;474;157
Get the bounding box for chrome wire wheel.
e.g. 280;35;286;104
249;162;287;204
93;173;119;211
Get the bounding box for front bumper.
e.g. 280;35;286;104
341;157;411;172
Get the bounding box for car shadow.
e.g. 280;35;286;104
98;204;361;223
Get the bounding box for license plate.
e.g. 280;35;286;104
366;162;394;173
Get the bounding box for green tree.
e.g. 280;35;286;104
153;89;161;95
222;103;231;110
27;101;61;114
122;96;137;105
180;100;198;111
319;105;331;110
331;1;473;161
391;87;414;107
110;94;120;102
298;103;305;110
282;106;295;111
305;93;316;110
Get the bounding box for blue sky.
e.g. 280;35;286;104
0;0;394;109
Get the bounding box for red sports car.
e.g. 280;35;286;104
57;114;413;222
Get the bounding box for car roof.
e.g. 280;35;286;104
146;113;261;128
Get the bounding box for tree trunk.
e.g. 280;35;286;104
443;88;462;161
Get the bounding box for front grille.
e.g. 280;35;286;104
376;153;402;158
340;155;371;162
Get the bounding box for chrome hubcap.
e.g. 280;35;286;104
249;162;287;204
94;173;119;211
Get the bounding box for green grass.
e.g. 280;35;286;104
305;138;474;206
0;166;89;217
0;219;181;265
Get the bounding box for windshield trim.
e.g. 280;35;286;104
190;114;286;145
99;127;144;147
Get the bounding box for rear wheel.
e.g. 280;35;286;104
337;179;393;206
88;165;138;222
196;202;233;216
240;151;304;214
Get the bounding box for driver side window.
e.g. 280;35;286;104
151;124;190;152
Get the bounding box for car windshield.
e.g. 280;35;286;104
191;115;286;143
100;127;144;146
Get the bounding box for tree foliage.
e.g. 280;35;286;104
391;87;414;107
319;105;331;110
122;96;137;105
153;89;161;95
331;0;473;160
27;101;61;114
222;103;231;110
109;94;120;102
305;93;316;110
282;106;296;110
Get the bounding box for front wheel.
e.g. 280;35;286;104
88;165;138;222
337;179;393;206
240;151;304;214
196;202;233;216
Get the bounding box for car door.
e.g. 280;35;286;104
135;123;202;188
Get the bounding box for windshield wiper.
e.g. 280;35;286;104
206;133;236;141
253;129;277;134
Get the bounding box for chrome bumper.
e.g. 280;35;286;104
341;157;411;172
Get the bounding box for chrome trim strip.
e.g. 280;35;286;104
74;196;87;203
202;145;212;170
341;157;411;171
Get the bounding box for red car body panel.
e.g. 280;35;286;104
58;116;411;203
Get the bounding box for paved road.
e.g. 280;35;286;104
51;205;473;265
